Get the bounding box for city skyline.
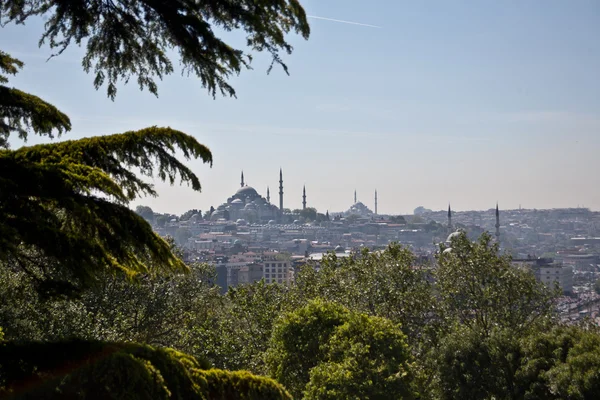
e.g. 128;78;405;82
2;0;599;214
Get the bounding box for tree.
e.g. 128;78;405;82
181;209;201;221
194;281;292;373
135;205;155;223
389;215;407;224
266;300;415;399
299;207;317;222
0;51;71;148
1;0;310;100
292;244;435;347
436;232;557;337
175;228;193;246
0;53;213;295
0;340;292;399
155;214;169;228
304;313;415;400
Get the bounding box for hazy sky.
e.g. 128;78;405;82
2;0;599;215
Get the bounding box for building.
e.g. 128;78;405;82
263;254;293;285
513;257;574;294
238;263;264;285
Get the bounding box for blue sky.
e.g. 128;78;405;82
2;0;599;215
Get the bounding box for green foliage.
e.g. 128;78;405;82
0;262;220;356
181;209;202;221
304;313;415;400
194;281;291;373
299;207;317;222
517;325;600;400
175;227;193;246
266;300;415;399
433;326;522;400
266;300;349;397
0;339;290;400
0;51;71;148
293;244;435;347
135;205;155;223
0;123;213;294
1;0;310;99
194;369;292;400
436;232;557;336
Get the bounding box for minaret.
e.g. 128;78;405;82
447;204;453;233
495;203;501;243
374;190;378;215
354;190;357;204
266;186;270;203
279;168;284;219
240;171;244;187
302;185;307;210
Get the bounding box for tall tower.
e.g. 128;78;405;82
279;168;284;219
302;185;307;210
374;190;378;215
447;204;453;233
354;190;357;204
240;170;244;187
266;186;270;203
495;203;501;243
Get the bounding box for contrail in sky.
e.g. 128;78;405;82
307;15;382;29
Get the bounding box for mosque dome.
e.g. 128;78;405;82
446;230;464;243
268;220;277;225
231;198;243;205
335;245;345;252
235;186;259;198
236;219;247;225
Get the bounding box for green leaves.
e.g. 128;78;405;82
0;126;212;295
266;300;416;399
1;0;310;100
0;51;71;148
436;232;557;337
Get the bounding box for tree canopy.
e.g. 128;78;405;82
0;53;213;295
0;50;71;148
1;0;310;99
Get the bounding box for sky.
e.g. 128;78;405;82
2;0;599;215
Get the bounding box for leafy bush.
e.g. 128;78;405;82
0;340;291;400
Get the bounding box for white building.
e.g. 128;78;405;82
538;264;573;294
263;256;293;285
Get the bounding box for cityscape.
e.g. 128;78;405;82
3;0;600;398
137;170;600;326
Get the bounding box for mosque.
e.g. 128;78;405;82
210;170;286;224
445;203;501;244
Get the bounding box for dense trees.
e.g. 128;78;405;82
267;300;415;399
3;229;600;399
1;0;310;99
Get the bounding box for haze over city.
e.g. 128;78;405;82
2;0;599;215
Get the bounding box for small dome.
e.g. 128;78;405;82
231;198;243;204
335;245;344;252
293;220;301;225
268;220;277;225
446;230;463;243
236;219;247;225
